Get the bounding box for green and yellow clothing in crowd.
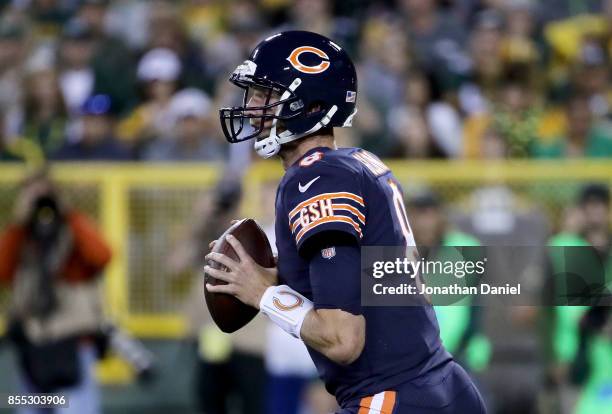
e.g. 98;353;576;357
545;232;612;414
431;231;492;373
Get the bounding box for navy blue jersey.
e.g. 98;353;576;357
275;147;452;405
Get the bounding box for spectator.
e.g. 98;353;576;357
356;15;409;156
75;0;111;37
143;88;226;162
100;0;150;50
538;0;602;27
565;185;612;411
569;39;611;119
398;0;467;77
543;6;608;99
0;20;27;139
387;98;437;158
147;3;213;92
542;184;612;414
288;0;333;36
479;126;509;159
117;48;181;154
76;0;138;115
501;0;540;67
387;70;463;158
57;19;97;116
180;0;225;48
202;0;265;80
457;9;505;116
571;307;612;414
532;94;612;158
52;94;131;161
0;169;111;414
0;106;46;165
0;108;23;161
28;0;71;40
20;65;68;159
358;14;410;114
284;0;359;56
464;63;544;158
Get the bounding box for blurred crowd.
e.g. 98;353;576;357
0;0;611;164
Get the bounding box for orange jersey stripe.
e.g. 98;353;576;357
358;396;373;414
381;391;397;413
295;215;362;243
332;203;366;224
290;218;299;233
289;192;364;219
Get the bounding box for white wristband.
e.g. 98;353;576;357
259;285;313;339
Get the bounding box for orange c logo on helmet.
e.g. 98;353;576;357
287;46;330;74
272;291;304;311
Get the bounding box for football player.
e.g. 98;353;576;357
205;31;486;413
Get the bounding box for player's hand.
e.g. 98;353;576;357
204;234;278;308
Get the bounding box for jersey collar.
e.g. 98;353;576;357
291;146;333;167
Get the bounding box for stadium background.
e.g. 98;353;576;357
0;0;611;413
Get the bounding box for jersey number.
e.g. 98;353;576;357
388;179;416;247
353;150;416;246
388;179;428;302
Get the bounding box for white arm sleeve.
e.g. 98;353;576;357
259;285;314;339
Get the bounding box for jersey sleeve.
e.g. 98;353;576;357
309;242;362;315
284;164;366;252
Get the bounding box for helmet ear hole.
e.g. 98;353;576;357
306;101;326;115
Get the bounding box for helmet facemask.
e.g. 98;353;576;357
220;75;302;145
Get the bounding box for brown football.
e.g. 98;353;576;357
204;218;275;333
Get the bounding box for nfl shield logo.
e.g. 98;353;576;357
345;91;356;102
321;247;336;259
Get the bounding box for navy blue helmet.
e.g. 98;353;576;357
219;31;358;158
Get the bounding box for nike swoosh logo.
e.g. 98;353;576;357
298;176;321;193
